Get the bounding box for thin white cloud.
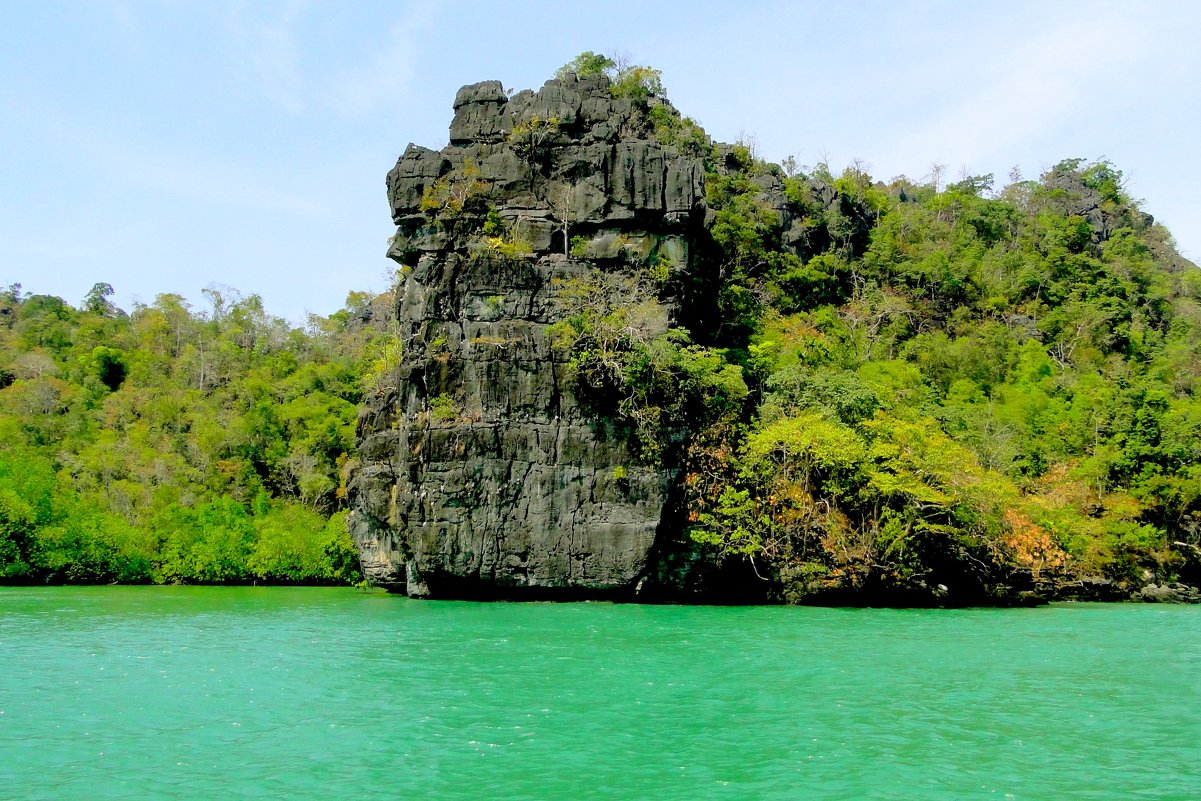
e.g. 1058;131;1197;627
218;0;310;113
10;218;156;264
323;2;439;115
210;0;437;116
109;145;327;216
96;0;144;52
3;89;325;217
889;8;1151;169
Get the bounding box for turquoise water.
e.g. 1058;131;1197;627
1;588;1198;800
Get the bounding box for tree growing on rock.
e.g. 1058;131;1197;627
554;51;665;102
419;160;486;219
554;51;614;80
545;181;578;257
508;116;561;188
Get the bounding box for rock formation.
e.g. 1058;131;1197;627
348;71;1201;607
349;73;706;598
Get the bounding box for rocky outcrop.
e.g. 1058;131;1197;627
348;73;706;598
1039;160;1157;247
348;75;1201;607
1136;582;1201;603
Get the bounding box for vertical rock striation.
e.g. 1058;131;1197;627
349;74;706;598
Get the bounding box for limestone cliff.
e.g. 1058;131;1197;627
348;74;706;598
347;71;1201;607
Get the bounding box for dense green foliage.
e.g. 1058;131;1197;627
555;52;664;101
686;152;1201;594
554;51;614;80
549;53;1201;597
0;283;394;584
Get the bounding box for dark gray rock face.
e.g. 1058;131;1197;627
349;74;707;597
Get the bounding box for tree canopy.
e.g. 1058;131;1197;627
0;283;397;584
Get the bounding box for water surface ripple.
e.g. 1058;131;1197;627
1;587;1198;800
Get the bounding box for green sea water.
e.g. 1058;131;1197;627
0;587;1198;800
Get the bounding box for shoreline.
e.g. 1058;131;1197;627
4;579;1198;607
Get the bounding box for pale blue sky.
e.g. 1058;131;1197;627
3;1;1199;323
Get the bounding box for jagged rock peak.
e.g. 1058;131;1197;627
385;74;707;266
447;73;664;144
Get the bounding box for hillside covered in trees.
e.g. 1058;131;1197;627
614;60;1201;601
675;147;1201;601
0;283;397;584
5;53;1201;603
